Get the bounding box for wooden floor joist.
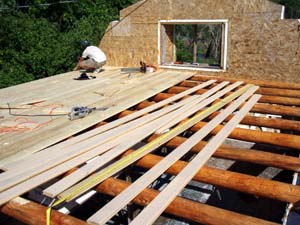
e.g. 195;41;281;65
118;108;300;149
123;150;300;203
0;197;88;225
147;135;300;172
153;92;300;117
251;103;300;117
167;86;300;106
190;121;300;149
96;178;279;225
191;75;300;90
208;111;300;132
180;80;300;98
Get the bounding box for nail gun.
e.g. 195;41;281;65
68;106;112;120
68;104;112;121
68;106;96;121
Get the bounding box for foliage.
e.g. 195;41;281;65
0;0;137;88
0;0;299;88
272;0;300;18
175;24;222;66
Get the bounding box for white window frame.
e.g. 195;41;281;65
158;19;229;72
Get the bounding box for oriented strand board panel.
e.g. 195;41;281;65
100;0;300;82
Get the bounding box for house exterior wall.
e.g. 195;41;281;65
99;0;300;82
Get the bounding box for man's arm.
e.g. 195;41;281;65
73;57;84;71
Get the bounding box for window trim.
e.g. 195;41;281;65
158;19;229;72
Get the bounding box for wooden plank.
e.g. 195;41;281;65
87;87;259;225
0;69;122;106
1;73;192;166
0;69;122;103
58;84;253;202
155;81;243;133
0;70;161;140
2;95;228;204
2;79;216;171
43;82;230;197
0;71;126;130
0;95;200;192
0;71;195;167
128;94;260;225
0;71;131;149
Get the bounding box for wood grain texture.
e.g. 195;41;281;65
95;177;279;225
0;70;194;167
155;81;242;133
0;197;88;225
0;96;199;193
124;150;300;203
129;94;260;225
2;79;216;171
87;87;258;225
43;95;205;197
148;135;300;172
168;85;300;106
154;92;300;117
58;84;252;202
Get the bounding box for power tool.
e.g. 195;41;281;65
68;106;96;121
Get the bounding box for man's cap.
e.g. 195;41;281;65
80;40;90;47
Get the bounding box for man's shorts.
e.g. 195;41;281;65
82;59;106;69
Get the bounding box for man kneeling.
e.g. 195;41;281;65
73;40;106;73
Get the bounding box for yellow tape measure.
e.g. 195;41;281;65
46;84;253;225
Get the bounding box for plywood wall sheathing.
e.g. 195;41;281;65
100;0;300;82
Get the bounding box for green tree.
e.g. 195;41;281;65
0;0;138;88
0;0;299;88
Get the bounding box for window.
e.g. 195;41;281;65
158;20;228;71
